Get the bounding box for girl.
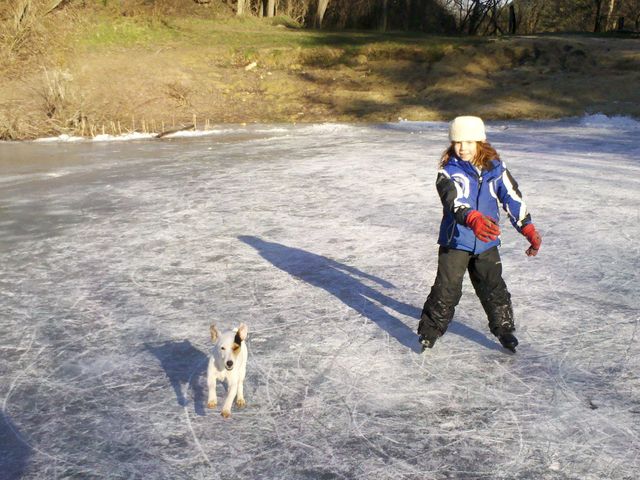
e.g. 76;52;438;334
417;116;542;353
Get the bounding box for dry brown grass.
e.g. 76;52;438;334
0;107;37;141
166;81;193;107
0;4;639;140
0;1;66;69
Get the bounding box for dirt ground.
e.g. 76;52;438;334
1;31;639;140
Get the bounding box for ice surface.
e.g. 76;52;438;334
1;117;639;479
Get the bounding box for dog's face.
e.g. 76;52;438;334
210;323;247;371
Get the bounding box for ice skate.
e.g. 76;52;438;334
419;334;437;352
498;333;518;353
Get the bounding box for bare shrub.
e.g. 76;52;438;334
0;110;22;141
166;81;192;107
1;0;43;57
34;66;84;137
40;67;73;118
0;107;38;140
0;0;78;70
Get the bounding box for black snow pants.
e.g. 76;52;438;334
417;246;515;342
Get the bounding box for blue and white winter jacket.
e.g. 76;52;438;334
436;155;532;254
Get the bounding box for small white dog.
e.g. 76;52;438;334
207;323;248;418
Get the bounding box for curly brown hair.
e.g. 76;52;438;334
440;142;500;170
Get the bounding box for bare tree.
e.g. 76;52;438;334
315;0;330;27
594;0;604;31
236;0;250;15
266;0;276;17
484;0;508;35
381;0;389;31
508;0;547;34
276;0;313;24
616;0;640;30
605;0;617;29
508;3;517;33
404;0;412;30
228;0;636;32
440;0;498;34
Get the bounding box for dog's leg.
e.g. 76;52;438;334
221;381;238;418
236;364;247;409
236;383;246;408
206;361;217;409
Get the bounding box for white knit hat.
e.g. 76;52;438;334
449;116;486;142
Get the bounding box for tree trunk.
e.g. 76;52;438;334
468;1;485;35
605;0;616;30
266;0;276;17
487;0;503;36
236;0;248;16
380;0;388;32
593;0;603;32
518;0;543;34
315;0;330;28
403;0;411;31
508;4;517;34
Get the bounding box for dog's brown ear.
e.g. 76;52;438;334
236;323;248;341
210;324;219;342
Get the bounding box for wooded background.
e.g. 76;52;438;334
219;0;640;34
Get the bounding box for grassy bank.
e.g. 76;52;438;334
1;2;639;140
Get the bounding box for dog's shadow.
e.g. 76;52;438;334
239;236;500;353
145;340;209;415
0;411;32;480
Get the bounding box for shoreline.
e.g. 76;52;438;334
2;113;639;144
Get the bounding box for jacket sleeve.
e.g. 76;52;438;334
436;169;471;225
494;166;532;231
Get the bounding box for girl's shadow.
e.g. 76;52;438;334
239;236;499;353
145;340;208;414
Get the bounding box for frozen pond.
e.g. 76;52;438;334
1;118;639;479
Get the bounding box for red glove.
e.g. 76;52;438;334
466;210;501;242
521;224;542;256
